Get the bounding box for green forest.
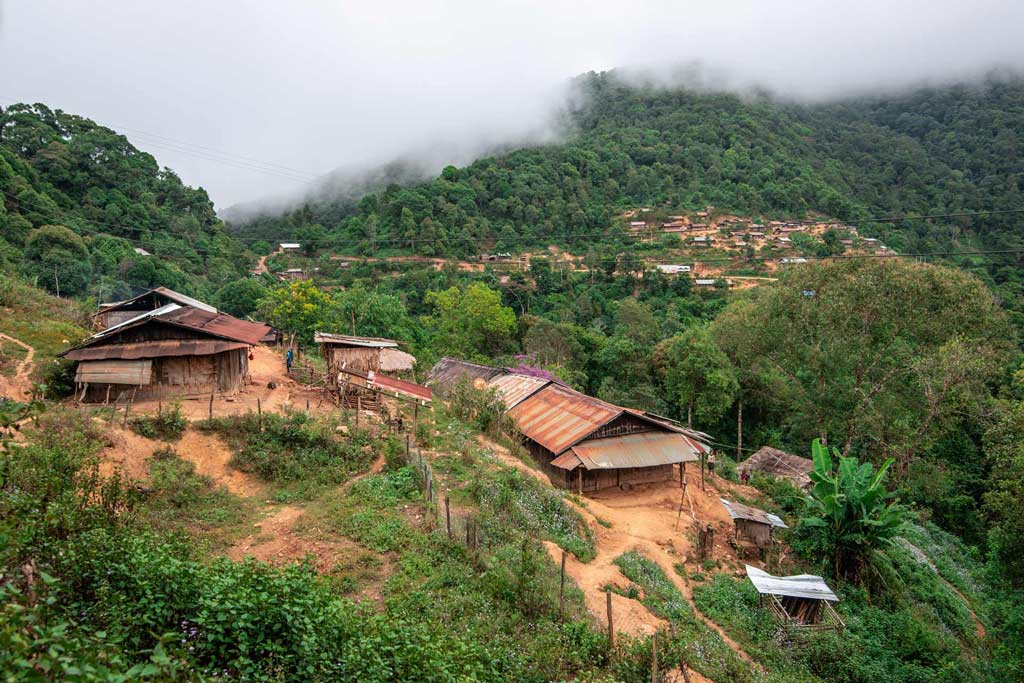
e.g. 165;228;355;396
2;73;1024;682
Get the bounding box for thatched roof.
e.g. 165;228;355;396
739;446;814;489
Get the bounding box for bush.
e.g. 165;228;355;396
129;402;188;441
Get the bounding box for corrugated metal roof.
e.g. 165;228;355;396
314;333;399;348
623;408;712;453
564;431;702;470
487;373;550;409
337;367;432;403
65;340;248;361
426;357;505;388
75;359;152;385
98;287;217;314
160;308;270;345
507;384;622;455
90;303;181;339
745;566;839;602
720;498;788;528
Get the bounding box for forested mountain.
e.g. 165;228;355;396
233;71;1024;305
0;104;253;300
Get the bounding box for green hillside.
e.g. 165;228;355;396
0;103;254;301
233;72;1024;306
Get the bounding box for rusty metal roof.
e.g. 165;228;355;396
64;340;249;361
426;357;505;389
97;286;217;314
314;333;399;348
507;384;622;455
337;367;432;404
720;498;788;528
552;431;702;470
487;373;550;409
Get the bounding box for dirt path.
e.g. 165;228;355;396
946;580;986;639
176;429;264;497
0;332;35;400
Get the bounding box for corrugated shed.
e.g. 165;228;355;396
739;447;814;488
720;498;788;528
427;357;505;388
508;384;621;455
314;333;399;348
65;340;248;361
746;566;839;602
487;373;550;409
74;359;152;385
561;432;702;470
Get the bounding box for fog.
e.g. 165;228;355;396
1;1;1022;210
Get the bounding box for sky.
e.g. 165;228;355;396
2;1;1023;210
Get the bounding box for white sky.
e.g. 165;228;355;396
2;1;1023;208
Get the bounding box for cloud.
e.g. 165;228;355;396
1;0;1022;208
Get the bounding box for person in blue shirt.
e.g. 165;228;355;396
286;348;293;372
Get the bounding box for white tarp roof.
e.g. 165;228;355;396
745;565;839;602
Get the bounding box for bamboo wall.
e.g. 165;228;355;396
81;349;248;401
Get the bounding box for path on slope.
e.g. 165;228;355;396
0;332;35;400
476;435;757;667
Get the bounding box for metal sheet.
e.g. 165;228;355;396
550;451;582;469
745;566;839;602
65;340;248;361
568;431;701;470
487;373;550;409
372;373;432;403
508;384;622;456
314;332;399;348
75;359;152;385
426;357;505;388
161;307;271;345
720;498;788;528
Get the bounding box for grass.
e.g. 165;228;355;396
128;402;188;441
613;550;756;683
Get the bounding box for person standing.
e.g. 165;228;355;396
707;451;716;475
286;347;293;373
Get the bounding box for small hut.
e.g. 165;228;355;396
720;498;787;552
94;286;217;330
739;446;815;489
746;565;843;631
62;304;270;402
314;333;415;376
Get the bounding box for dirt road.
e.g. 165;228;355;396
0;332;35;400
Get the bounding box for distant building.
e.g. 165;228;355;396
279;242;301;250
656;264;692;274
133;247;152;256
695;278;718;287
780;257;808;264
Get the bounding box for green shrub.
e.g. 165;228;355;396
129;402;188;441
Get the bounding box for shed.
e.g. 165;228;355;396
746;565;843;630
314;333;409;375
507;383;709;492
739;446;814;489
62;304;269;401
94;286;217;329
336;367;432;405
720;498;787;549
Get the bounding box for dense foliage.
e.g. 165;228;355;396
0;103;254;299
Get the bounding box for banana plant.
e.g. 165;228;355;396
800;438;905;581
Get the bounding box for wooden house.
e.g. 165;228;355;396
506;383;709;492
720;498;787;552
94;286;217;330
739;446;814;489
62;304;270;402
746;566;843;631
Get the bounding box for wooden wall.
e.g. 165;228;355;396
81;349;248;401
522;438;675;492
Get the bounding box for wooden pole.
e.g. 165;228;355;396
606;589;615;652
577;467;583;496
405;433;410;460
208;385;214;420
701;452;706;492
122;398;131;427
559;550;567;620
445;495;451;539
257;397;263;432
306;398;310;416
104;385;111;406
414;402;419;437
651;632;658;683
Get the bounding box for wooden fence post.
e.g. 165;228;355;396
122;399;131;428
208;385;214;420
606;589;615;652
405;434;410;460
257;397;263;432
306;398;310;416
559;550;567;620
445;495;451;539
651;632;658;683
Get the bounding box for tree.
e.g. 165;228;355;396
800;439;905;582
332;283;415;341
655;326;738;428
983;401;1024;588
22;225;92;296
256;280;336;345
424;283;516;360
216;277;268;317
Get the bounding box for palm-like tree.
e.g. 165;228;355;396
800;439;905;582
